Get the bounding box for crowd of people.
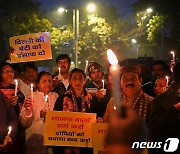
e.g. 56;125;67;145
0;53;180;154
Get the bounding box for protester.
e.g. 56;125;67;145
19;62;38;97
0;91;18;153
0;62;25;116
52;54;71;96
20;71;58;154
85;62;112;117
147;62;180;154
154;76;168;97
53;68;96;154
142;60;169;97
103;65;153;122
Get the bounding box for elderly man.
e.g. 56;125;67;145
103;65;153;122
142;60;169;97
147;62;180;154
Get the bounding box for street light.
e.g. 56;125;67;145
87;3;96;12
146;8;153;14
58;3;96;68
131;39;139;58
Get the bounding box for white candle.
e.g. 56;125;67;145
102;79;105;90
7;126;12;137
170;51;175;62
58;67;62;80
58;67;61;75
166;76;169;86
30;84;33;102
107;49;121;109
44;94;48;109
14;79;18;96
84;60;89;74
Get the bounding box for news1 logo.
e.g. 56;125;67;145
132;138;179;152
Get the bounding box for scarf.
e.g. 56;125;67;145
131;90;149;120
63;87;91;112
62;88;91;154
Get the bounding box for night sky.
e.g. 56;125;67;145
37;0;137;17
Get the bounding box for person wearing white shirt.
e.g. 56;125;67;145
20;71;58;154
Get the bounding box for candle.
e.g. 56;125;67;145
7;126;12;137
84;60;89;74
166;76;169;86
58;67;63;80
107;49;121;109
102;79;105;90
14;79;18;96
170;51;175;62
44;94;48;109
30;84;33;102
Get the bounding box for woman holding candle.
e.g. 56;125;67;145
20;71;58;154
53;68;97;154
0;62;25;116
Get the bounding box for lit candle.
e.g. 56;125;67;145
14;79;18;96
58;67;62;80
7;126;12;137
107;49;121;109
170;51;175;62
44;94;48;109
30;84;33;102
166;76;169;86
84;60;89;74
4;126;12;145
102;79;105;90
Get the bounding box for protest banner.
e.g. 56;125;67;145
92;123;109;154
44;111;96;147
9;32;52;63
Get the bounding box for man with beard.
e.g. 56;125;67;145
52;54;71;96
103;65;153;122
147;62;180;154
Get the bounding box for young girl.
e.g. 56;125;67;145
20;71;58;154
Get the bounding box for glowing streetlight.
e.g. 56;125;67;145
58;7;67;13
131;38;137;44
131;39;139;58
87;3;96;13
57;4;96;68
146;8;153;14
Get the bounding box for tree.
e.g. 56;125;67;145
0;0;51;61
132;0;180;59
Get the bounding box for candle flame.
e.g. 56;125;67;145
30;84;33;88
86;60;88;64
170;51;175;56
8;126;12;132
107;49;118;65
58;67;61;73
102;79;104;83
113;106;117;110
166;76;169;85
15;79;18;84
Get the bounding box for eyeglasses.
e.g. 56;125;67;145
1;70;14;74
